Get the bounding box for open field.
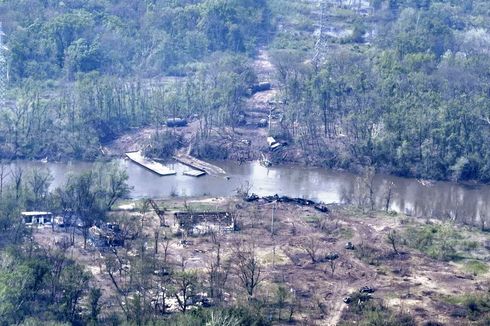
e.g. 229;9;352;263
32;196;490;325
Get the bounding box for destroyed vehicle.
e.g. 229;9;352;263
345;242;355;250
88;223;124;248
166;118;188;127
251;82;271;94
314;203;329;213
324;252;339;261
359;286;375;294
245;193;260;202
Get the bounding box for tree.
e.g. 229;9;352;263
234;243;263;297
25;168;53;210
60;171;102;249
301;236;321;264
97;162;131;211
387;230;400;255
171;257;198;314
88;288;102;324
208;243;230;302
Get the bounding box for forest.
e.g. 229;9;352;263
1;0;490;181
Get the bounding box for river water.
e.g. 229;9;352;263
9;160;490;222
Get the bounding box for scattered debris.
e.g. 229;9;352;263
174;212;235;235
260;153;272;167
244;194;329;213
88;223;124;248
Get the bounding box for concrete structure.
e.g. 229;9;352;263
21;212;53;225
126;151;176;176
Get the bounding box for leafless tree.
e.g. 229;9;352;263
0;161;11;197
172;256;198;313
302;236;322;264
384;181;394;212
328;258;337;276
162;233;171;263
208;243;230;302
387;230;400;255
234;243;263;297
154;230;159;254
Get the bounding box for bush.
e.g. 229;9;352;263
192;139;229;160
145;131;183;160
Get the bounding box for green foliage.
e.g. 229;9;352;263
145;131;183;160
339;293;415;326
403;223;461;261
0;248;90;325
463;260;489;276
0;0;271;81
443;293;490;323
160;306;270;326
271;0;490;182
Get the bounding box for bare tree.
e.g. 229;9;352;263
154;230;159;255
328;258;337;276
387;230;400;255
171;256;198;313
208;243;230;302
234;243;263;297
0;161;11;197
302;236;322;264
11;165;23;200
354;166;376;212
384;181;394;212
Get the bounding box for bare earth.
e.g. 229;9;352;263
33;197;490;325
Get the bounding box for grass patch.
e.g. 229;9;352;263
441;293;490;322
339;227;354;240
402;223;463;261
463;260;489;276
303;215;321;224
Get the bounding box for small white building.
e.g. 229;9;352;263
21;212;53;225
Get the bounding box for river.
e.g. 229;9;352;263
9;159;490;222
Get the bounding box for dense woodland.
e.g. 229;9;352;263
272;0;490;182
0;0;490;181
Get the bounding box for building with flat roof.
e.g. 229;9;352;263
21;212;53;225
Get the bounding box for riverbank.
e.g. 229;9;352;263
7;158;490;230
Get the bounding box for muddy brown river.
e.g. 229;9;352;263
9;160;490;221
